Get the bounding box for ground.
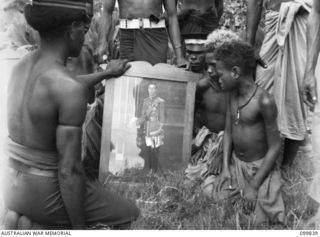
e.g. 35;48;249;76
101;137;318;230
0;137;317;230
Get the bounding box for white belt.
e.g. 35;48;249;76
119;18;166;29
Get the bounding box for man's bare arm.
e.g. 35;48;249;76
302;0;320;108
222;94;232;172
250;93;281;189
97;0;116;60
215;0;224;20
217;94;232;189
76;59;130;87
246;0;264;46
56;80;88;229
163;0;187;67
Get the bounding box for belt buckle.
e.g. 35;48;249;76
139;18;144;29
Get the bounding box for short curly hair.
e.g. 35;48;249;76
213;41;256;75
205;29;241;53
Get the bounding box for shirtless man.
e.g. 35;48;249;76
99;0;187;66
3;0;139;229
302;0;320;225
246;0;308;167
213;41;284;224
195;30;240;134
178;0;223;39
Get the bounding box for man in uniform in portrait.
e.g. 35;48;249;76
137;83;165;172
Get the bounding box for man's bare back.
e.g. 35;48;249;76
8;51;87;151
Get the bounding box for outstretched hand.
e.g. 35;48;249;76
302;72;317;111
106;59;131;78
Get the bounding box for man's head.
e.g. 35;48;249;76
185;39;207;73
209;41;256;91
204;30;241;87
24;0;93;57
148;83;158;98
205;29;241;52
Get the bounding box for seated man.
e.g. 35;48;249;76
208;41;284;225
185;30;239;188
3;0;139;229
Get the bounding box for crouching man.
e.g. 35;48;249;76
185;30;239;192
209;41;285;225
3;0;139;229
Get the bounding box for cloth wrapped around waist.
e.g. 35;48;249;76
202;152;285;224
185;126;224;181
6;137;58;175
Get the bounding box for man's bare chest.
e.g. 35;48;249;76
230;96;261;126
119;0;163;18
202;88;227;113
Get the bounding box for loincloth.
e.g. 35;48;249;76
256;0;312;140
203;152;285;224
3;137;139;227
119;28;168;65
185;126;224;182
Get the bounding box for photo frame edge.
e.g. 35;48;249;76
99;78;115;182
99;62;200;177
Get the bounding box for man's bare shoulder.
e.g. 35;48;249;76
258;89;275;106
257;88;277;118
11;51;37;76
39;64;87;102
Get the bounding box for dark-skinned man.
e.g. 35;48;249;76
184;30;240;197
246;0;311;167
3;0;139;229
98;0;187;67
302;0;320;226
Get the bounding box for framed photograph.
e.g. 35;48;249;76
99;61;200;179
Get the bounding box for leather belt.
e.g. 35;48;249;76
119;18;166;29
8;158;58;178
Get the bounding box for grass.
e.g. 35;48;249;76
0;136;318;230
104;137;319;230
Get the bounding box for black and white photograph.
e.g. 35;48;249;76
99;62;197;177
0;0;319;232
107;77;187;174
